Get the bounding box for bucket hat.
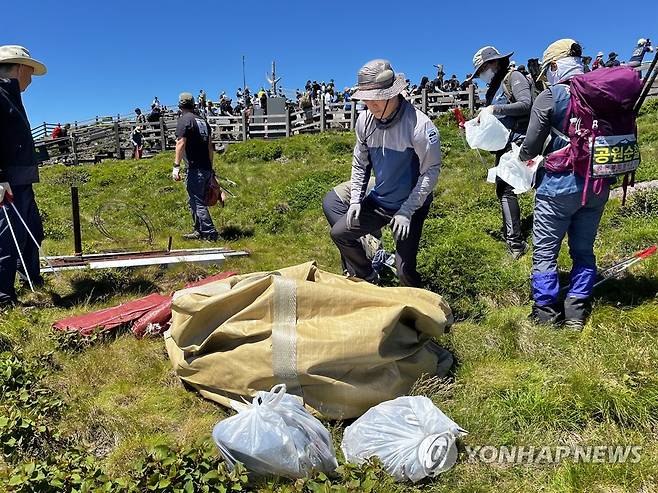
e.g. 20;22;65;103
466;46;513;81
351;59;406;101
0;45;46;75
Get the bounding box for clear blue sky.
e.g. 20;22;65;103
5;0;657;126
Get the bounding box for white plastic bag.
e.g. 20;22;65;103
212;384;338;479
341;396;467;482
465;111;510;151
495;143;542;194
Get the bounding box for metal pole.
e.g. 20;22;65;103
320;96;326;132
634;55;658;113
71;186;82;256
3;206;34;292
242;55;246;91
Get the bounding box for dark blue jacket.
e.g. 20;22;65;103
0;78;38;184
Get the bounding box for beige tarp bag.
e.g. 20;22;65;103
165;261;453;419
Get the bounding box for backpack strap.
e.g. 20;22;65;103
501;71;514;102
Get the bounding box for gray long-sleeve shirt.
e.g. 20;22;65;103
350;99;442;218
491;71;533;118
519;88;554;161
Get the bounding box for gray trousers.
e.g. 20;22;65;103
186;168;218;237
532;188;609;274
0;185;44;304
330;194;432;287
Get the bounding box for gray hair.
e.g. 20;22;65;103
0;63;19;78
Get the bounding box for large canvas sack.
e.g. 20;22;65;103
165;261;453;419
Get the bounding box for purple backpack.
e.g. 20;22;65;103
544;67;643;204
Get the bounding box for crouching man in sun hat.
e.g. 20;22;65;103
330;59;442;287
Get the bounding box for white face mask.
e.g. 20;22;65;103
479;68;495;84
546;57;584;86
546;67;559;86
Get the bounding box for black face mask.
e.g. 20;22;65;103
377;96;403;124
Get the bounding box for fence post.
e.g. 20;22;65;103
421;89;428;114
468;83;476;114
42;122;47;138
285;110;291;137
320;97;326;132
159;118;166;150
113;122;122;158
350;103;356;130
241;111;248;141
71;186;83;256
70;133;79;166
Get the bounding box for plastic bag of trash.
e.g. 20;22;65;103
495;143;542;194
212;384;338;479
341;396;467;482
465;111;510;151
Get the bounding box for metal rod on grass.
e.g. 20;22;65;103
2;205;34;292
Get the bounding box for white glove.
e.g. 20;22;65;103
345;203;361;230
172;166;181;181
390;214;411;242
0;182;13;206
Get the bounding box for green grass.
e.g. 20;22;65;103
1;108;658;491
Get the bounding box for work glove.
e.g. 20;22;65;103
390;214;411;242
0;182;13;206
345;203;361;230
172;166;182;181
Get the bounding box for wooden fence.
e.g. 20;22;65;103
31;60;658;165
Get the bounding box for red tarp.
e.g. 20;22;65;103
52;272;237;338
52;293;171;336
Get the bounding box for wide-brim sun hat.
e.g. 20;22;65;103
350;59;406;101
466;46;513;82
0;45;47;75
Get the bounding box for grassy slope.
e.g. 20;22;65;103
1;102;658;491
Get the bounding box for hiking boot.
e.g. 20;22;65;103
182;231;203;240
0;298;17;312
530;303;562;326
563;296;590;330
363;270;381;285
508;241;529;260
427;341;455;378
203;233;220;242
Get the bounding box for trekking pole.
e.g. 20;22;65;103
2;205;34;292
452;108;468;151
558;245;657;295
8;202;57;275
593;245;656;289
633;54;658;114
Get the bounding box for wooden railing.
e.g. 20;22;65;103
31;59;657;165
